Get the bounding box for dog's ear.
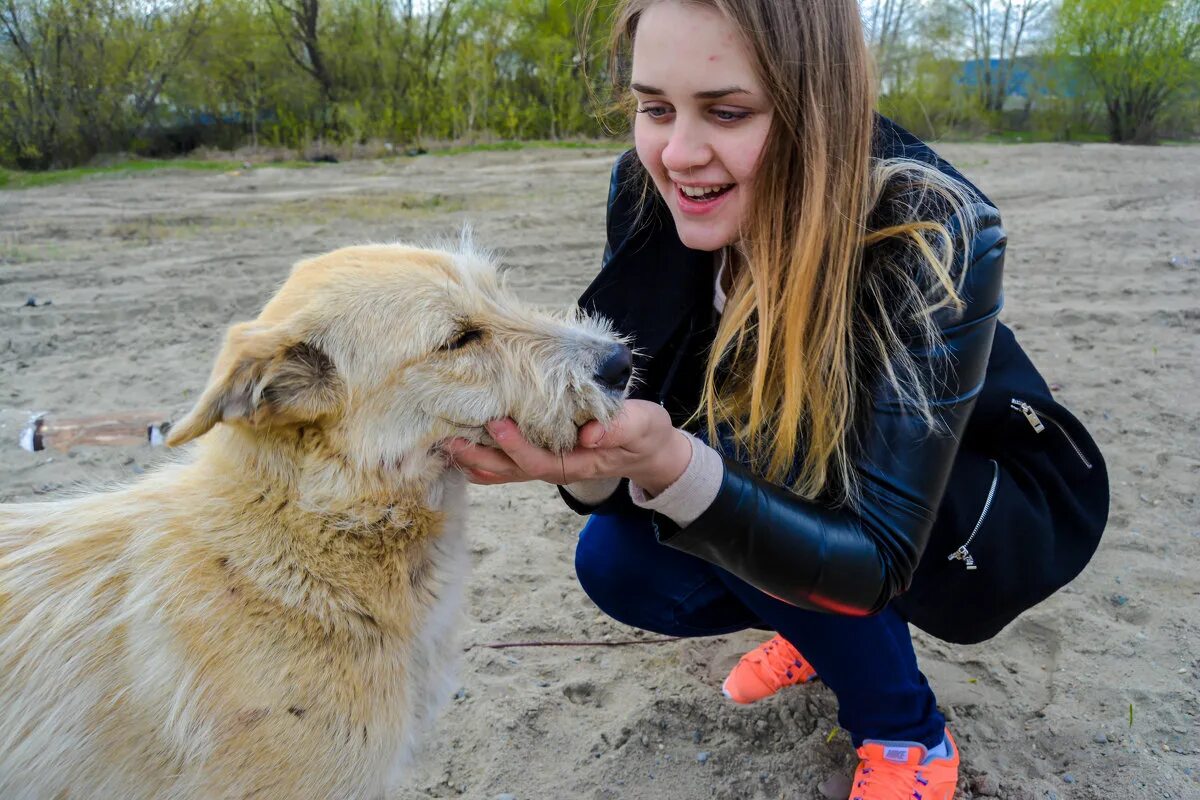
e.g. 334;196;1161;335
166;321;342;447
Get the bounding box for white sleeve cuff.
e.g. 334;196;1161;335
561;477;622;506
628;433;724;527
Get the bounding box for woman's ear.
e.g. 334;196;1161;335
166;321;342;447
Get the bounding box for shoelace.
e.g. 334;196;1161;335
851;762;931;800
746;639;807;685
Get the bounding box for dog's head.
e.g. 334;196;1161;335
166;241;631;476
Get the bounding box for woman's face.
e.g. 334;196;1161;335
631;1;772;252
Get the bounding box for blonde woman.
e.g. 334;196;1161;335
447;0;1108;796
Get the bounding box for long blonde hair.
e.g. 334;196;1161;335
605;0;977;506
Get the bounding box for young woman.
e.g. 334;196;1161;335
447;1;1109;797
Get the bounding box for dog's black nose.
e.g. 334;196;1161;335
594;343;633;393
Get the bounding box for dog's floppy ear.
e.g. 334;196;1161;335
166;321;342;447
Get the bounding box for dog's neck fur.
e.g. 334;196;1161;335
172;423;457;637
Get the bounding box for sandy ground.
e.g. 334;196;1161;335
1;143;1197;800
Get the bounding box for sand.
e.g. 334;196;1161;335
1;143;1197;800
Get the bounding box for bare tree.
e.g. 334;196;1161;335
264;0;335;104
863;0;917;93
959;0;1047;111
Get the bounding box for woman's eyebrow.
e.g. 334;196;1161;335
630;83;751;99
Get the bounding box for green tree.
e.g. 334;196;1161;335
0;0;207;168
1057;0;1200;142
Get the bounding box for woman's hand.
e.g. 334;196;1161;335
445;399;692;495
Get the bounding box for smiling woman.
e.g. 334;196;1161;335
448;1;1110;798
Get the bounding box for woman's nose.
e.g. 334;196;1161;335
660;118;711;174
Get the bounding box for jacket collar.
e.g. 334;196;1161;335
578;190;715;361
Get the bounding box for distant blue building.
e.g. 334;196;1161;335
957;57;1083;109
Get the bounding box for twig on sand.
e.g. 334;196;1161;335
465;637;682;651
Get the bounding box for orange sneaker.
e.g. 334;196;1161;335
850;728;960;800
721;634;818;704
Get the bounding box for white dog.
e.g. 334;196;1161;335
0;241;630;799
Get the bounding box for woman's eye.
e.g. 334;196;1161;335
637;105;672;119
442;329;483;351
712;109;751;122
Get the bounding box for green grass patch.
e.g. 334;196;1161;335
0;158;315;190
271;192;466;223
425;139;627;157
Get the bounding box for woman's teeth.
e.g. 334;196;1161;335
679;183;733;199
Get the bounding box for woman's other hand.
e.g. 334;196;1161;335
445;399;691;494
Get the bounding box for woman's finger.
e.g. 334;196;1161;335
462;468;510;485
446;439;523;476
484;419;565;480
577;419;608;448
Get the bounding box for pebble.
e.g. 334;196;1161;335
1095;732;1109;744
494;794;517;800
696;751;710;764
1063;773;1076;784
972;772;1001;796
818;773;853;799
1110;594;1129;607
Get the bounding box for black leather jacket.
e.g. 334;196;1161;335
562;117;1108;636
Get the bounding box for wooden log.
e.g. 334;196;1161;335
15;411;172;453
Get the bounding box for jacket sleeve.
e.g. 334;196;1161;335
655;205;1006;615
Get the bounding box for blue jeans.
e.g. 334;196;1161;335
574;510;946;749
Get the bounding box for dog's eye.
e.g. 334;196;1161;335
442;328;483;351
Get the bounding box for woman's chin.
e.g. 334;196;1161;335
673;219;738;252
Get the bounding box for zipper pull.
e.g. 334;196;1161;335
947;545;977;570
1010;398;1045;433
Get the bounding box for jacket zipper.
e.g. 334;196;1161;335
947;458;999;570
1010;398;1093;469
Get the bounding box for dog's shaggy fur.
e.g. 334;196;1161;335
0;242;626;799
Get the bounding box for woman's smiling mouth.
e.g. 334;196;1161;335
675;182;736;214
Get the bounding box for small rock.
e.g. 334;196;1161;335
1063;772;1076;784
972;772;1001;796
818;773;853;799
696;751;710;764
493;794;517;800
1094;732;1108;744
692;729;703;744
1110;594;1129;607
